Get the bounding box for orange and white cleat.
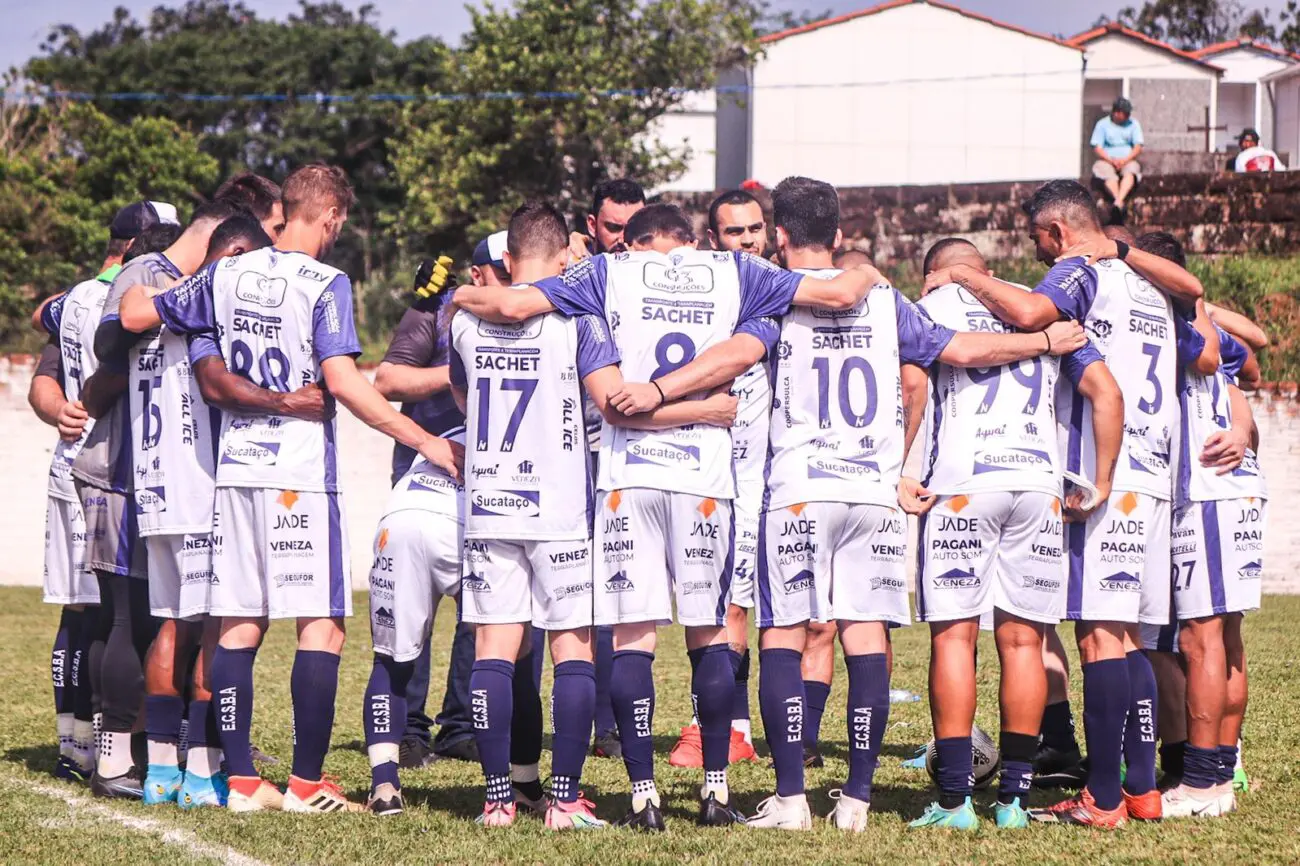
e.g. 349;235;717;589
729;728;758;763
283;775;365;814
669;724;704;768
1124;788;1163;821
544;795;607;830
225;776;284;813
477;800;518;827
1030;788;1128;828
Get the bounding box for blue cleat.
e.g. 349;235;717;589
901;745;927;770
143;764;183;805
179;771;226;809
994;797;1031;829
910;797;980;830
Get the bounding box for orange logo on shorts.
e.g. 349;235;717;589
948;495;970;513
276;490;299;510
1117;492;1139;516
1052;499;1061;515
698;498;717;519
787;503;807;516
607;491;623;512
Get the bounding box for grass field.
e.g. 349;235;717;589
2;587;1299;865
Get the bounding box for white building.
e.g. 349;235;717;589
1192;39;1298;151
1264;63;1300;165
646;91;719;193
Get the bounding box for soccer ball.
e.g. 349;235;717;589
923;724;1001;790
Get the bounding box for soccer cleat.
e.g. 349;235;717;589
178;772;226;810
669;725;704;768
1032;743;1086;789
431;737;479;763
477;800;517;827
1233;767;1249;795
1157;772;1183;793
90;766;144;800
143;764;183;805
544;796;607;830
1030;788;1127;828
53;755;90;784
592;730;623;760
698;791;747;827
746;794;812;830
1160;783;1234;819
367;782;404;817
728;728;758;763
1124;788;1162;821
513;780;547;815
994;797;1031;829
910;797;980;830
226;776;284;812
901;745;928;770
398;737;436;770
616;800;667;832
803;743;824;769
283;775;365;814
828;789;871;831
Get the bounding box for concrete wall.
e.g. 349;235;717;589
1207;46;1293;150
1130;77;1216;152
1273;76;1300;162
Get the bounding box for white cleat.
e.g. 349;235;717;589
1161;782;1234;818
828;789;871;831
226;777;284;813
746;793;813;830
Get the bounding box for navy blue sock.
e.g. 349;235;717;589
1122;650;1158;796
290;650;341;781
210;646;257;777
510;653;543;768
530;629;545;693
803;679;830;750
844;653;889;803
185;700;210;749
689;645;734;773
1041;699;1078;751
731;649;750;723
594;627;616;736
71;610;94;723
470;658;515;802
935;737;973;808
1216;743;1238;786
52;608;73;715
758;648;805;797
610;650;655;784
144;695;185;748
551;660;596;802
364;653;412;791
1184;744;1219;789
1081;658;1129;810
998;731;1037;805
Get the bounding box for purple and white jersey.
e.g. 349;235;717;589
43;274;113;501
764;269;953;510
384;431;466;521
917;281;1101;497
451;309;618;541
731;362;771;489
1178;325;1266;504
1037;258;1189;501
535;248;798;499
154;247;361;493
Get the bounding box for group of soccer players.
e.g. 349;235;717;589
28;164;1267;833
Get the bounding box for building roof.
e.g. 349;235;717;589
1192;38;1300;63
759;0;1083;51
1067;22;1224;72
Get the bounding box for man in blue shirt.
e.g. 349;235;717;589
1091;98;1145;215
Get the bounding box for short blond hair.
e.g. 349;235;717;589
282;164;355;223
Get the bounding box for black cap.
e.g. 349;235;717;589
1112;97;1133;115
109;200;180;240
1239;127;1260;145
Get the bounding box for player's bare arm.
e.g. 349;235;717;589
192;355;332;423
321;355;465;482
1206;302;1268;350
451;283;555;323
896;365;937;516
938;319;1084;367
585;366;737;430
118;282;167;332
374;362;451;403
1068;362;1124;522
28;341;70;427
928;263;1061;330
1185;299;1222;376
1236;343;1262;390
1202;384;1255;475
77;369;127;420
790;262;885;310
612;332;767;415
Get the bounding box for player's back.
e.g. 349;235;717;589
46;275;112;501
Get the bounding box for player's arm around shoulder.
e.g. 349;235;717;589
928;262;1062;331
1068;360;1123;521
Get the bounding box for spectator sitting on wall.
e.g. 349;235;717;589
1230;128;1285;172
1091;97;1144;218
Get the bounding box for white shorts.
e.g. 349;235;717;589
75;482;147;579
729;491;760;610
145;534;215;620
757;502;910;628
369;509;462;662
209;488;352;619
916;492;1066;625
43;497;98;606
1066;491;1170;625
461;536;594;631
594;489;733;628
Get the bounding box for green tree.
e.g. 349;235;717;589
390;0;759;255
1114;0;1274;49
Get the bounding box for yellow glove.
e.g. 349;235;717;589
413;255;455;299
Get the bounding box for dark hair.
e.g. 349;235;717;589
708;189;761;238
282;164;355;222
1238;127;1260;146
621;203;695;247
189;198;249;228
213;174;282;221
206;214;272;261
922;237;979;275
507;201;569;260
1134;231;1186;268
1022;179;1099;230
591;178;645;218
104;237;131;259
772;175;839;250
122;224;183;263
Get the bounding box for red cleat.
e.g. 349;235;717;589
669;724;704;768
728;728;758;763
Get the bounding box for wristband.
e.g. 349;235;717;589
652;380;666;406
1115;240;1130;261
1043;330;1052;355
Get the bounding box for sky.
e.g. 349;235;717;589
1;0;1281;75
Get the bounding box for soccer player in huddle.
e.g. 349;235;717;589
907;238;1123;830
123;164;463;813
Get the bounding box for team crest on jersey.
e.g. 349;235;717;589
234;272;288;308
643;261;714;294
807;455;881;483
470;489;541;518
1125;272;1166;310
1088;318;1114;341
777;340;792;360
626;440;701;470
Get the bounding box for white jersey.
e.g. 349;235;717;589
917;282;1095;497
451;309;617;541
129;326;219;535
1178;327;1267;503
731;362;770;487
46;274;112;502
765;269;952;510
384;431;466;520
1049;259;1179;501
155;247;363;494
